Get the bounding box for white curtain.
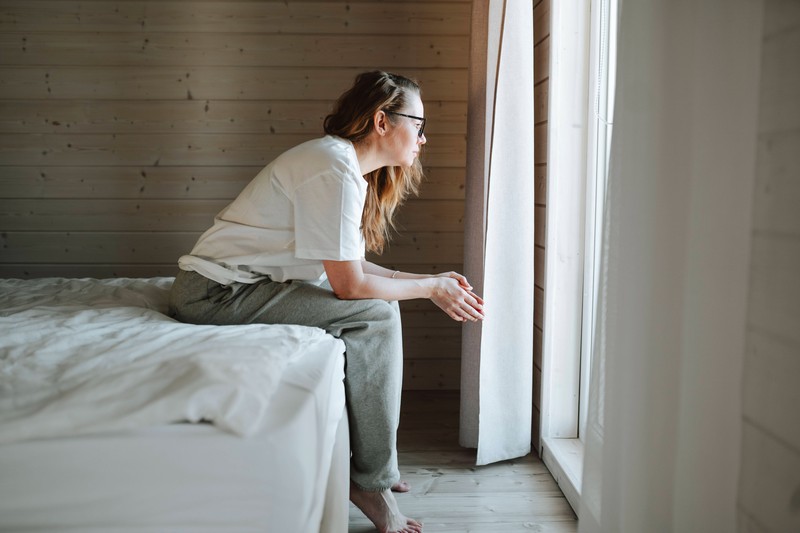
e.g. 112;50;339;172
580;1;763;531
460;0;536;466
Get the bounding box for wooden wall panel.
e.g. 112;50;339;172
0;33;468;68
0;231;462;273
532;0;550;449
740;5;800;527
0;1;471;35
0;67;469;101
0;101;467;134
0;0;470;390
0;133;467;167
0;198;464;232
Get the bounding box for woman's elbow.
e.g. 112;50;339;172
331;282;360;300
332;287;352;300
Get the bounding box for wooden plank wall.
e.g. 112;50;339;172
0;0;470;390
738;1;800;530
532;0;550;450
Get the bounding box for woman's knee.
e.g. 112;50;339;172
359;298;400;326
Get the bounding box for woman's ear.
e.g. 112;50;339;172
373;110;388;136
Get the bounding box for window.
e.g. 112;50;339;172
539;0;618;512
580;0;617;442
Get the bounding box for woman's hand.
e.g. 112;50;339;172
433;271;473;290
429;276;485;322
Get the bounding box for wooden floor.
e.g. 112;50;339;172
349;391;578;532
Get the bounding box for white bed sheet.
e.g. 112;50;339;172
0;277;344;443
0;336;349;533
0;277;350;532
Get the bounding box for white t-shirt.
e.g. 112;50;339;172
178;135;367;285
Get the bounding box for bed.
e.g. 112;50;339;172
0;277;349;532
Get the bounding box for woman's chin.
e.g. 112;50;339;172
388;155;417;168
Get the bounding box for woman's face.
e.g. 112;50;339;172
384;92;427;167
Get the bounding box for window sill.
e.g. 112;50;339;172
541;437;583;515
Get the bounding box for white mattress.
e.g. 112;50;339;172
0;277;344;443
0;278;349;532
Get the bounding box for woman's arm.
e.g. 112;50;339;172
323;259;484;322
360;260;426;279
360;260;472;288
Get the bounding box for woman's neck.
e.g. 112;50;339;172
352;137;384;176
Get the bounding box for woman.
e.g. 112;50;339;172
169;71;484;533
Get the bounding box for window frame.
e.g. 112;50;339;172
539;0;617;514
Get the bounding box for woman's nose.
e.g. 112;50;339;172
418;133;427;145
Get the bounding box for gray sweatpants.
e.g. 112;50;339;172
168;269;403;491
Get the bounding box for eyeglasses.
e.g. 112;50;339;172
385;111;426;138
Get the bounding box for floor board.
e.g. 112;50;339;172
349;390;578;532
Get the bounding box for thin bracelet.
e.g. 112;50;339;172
391;270;399;279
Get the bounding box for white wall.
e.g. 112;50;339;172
738;1;800;531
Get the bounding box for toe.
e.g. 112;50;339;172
392;481;411;493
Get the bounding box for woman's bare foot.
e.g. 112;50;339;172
392;480;411;492
350;481;423;533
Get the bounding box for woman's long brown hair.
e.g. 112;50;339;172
323;71;424;255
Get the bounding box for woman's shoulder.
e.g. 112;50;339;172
275;135;359;179
283;135;352;159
